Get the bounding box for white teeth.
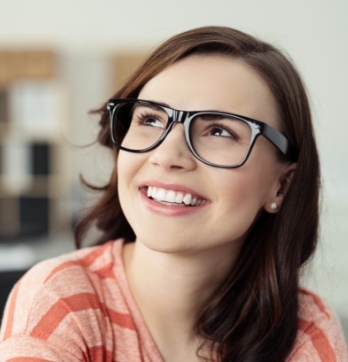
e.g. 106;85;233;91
156;188;166;201
183;193;192;205
165;190;176;203
175;193;184;203
146;187;205;206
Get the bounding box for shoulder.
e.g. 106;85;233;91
0;239;130;338
29;238;122;281
286;288;348;362
12;239;122;295
0;239;138;360
297;288;344;340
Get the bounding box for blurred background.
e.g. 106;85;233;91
0;0;347;339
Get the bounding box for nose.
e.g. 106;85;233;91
148;123;197;171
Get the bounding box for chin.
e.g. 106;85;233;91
134;232;195;256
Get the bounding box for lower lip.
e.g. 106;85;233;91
140;191;208;217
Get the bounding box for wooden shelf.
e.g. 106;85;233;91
0;49;56;86
0;49;71;243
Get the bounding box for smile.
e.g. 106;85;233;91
147;186;207;206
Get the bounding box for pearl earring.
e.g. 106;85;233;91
270;202;277;210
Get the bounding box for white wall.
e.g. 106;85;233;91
1;0;347;332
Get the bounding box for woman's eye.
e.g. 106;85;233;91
211;127;227;137
209;125;236;139
142;117;164;128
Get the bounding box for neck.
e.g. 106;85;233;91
123;239;241;360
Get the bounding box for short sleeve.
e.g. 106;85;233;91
0;259;90;361
287;289;348;362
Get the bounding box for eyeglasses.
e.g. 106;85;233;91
107;99;295;168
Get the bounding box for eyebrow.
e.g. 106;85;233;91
144;99;172;109
133;102;167;113
195;114;235;121
142;99;235;115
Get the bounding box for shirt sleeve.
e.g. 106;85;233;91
0;256;112;362
287;289;348;362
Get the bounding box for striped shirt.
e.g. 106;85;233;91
0;239;347;361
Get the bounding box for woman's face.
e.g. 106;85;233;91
117;55;291;259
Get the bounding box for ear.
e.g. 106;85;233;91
264;162;297;213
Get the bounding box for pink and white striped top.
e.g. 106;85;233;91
0;239;347;361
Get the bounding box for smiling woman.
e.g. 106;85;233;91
0;26;347;362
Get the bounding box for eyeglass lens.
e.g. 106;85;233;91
112;101;253;167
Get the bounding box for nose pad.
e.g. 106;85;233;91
148;123;196;170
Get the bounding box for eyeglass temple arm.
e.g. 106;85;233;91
262;124;296;161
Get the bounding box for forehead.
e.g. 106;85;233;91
138;54;280;128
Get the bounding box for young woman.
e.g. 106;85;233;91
0;26;347;362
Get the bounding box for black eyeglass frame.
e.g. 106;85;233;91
107;98;295;168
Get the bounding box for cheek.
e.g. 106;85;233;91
117;152;148;230
217;169;268;205
117;152;137;214
116;155;128;199
212;173;271;242
117;152;142;186
222;178;262;226
213;163;276;220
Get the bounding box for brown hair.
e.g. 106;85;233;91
75;26;320;361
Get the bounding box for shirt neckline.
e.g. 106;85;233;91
112;239;164;361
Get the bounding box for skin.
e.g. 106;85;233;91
117;55;296;361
